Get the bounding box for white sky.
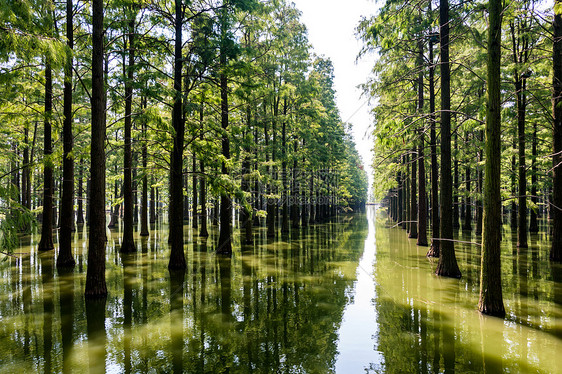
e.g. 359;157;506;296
291;0;378;196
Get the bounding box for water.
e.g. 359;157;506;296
0;207;561;373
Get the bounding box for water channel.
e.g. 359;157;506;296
1;206;561;373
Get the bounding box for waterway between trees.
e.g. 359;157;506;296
1;206;561;373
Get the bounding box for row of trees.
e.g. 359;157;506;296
0;0;368;298
360;0;560;318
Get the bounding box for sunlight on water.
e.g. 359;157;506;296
0;208;561;373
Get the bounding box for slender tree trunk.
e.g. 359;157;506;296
476;130;484;235
291;141;300;229
38;58;54;252
168;0;186;269
453;133;460;229
404;155;410;231
58;0;76;267
417;36;427;246
529;122;539;233
281;99;289;234
140;105;149;237
463;164;472;231
479;0;505;316
150;177;156;224
436;0;461;278
85;0;108;298
199;160;209;237
410;148;418;239
551;0;562;262
217;7;232;255
427;26;440;257
121;14;136;253
192;152;198;229
77;159;84;225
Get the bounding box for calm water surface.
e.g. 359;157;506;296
1;206;561;373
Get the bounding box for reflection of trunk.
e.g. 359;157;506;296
41;255;54;373
479;0;505;317
58;267;74;373
552;1;562;262
85;0;108;298
123;255;133;373
58;0;76;267
38;58;54;251
168;0;186;269
86;298;107;372
436;0;461;278
170;270;185;374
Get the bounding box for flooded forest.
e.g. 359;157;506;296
1;0;562;372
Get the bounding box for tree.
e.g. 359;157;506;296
85;0;108;299
57;0;76;268
479;0;505;317
551;0;562;262
120;3;137;254
435;0;461;278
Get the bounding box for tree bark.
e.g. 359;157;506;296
551;0;562;262
199;160;209;237
436;0;461;278
140;99;149;237
38;57;54;252
168;0;186;270
529;122;539;233
217;5;232;255
120;13;136;253
417;36;427;246
58;0;76;267
479;0;505;316
85;0;108;298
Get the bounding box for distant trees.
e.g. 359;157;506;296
360;0;559;315
0;0;368;297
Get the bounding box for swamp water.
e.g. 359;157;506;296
0;206;561;373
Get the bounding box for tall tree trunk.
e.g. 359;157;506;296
529;122;539;232
77;159;85;225
551;0;562;262
427;24;440;257
417;35;427;246
436;0;461;278
453;132;460;229
281;99;289;234
58;0;76;267
168;0;186;269
217;6;232;255
140;104;149;237
410;147;418;239
291;141;300;229
85;0;108;298
38;57;54;252
476;130;484;235
479;0;505;316
463;164;472;231
192;152;198;229
150;177;156;224
120;14;136;253
404;155;410;231
199;160;209;237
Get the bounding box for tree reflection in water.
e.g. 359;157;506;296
0;208;561;373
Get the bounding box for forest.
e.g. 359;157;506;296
0;0;368;296
360;0;562;317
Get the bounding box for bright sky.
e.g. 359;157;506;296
291;0;378;197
